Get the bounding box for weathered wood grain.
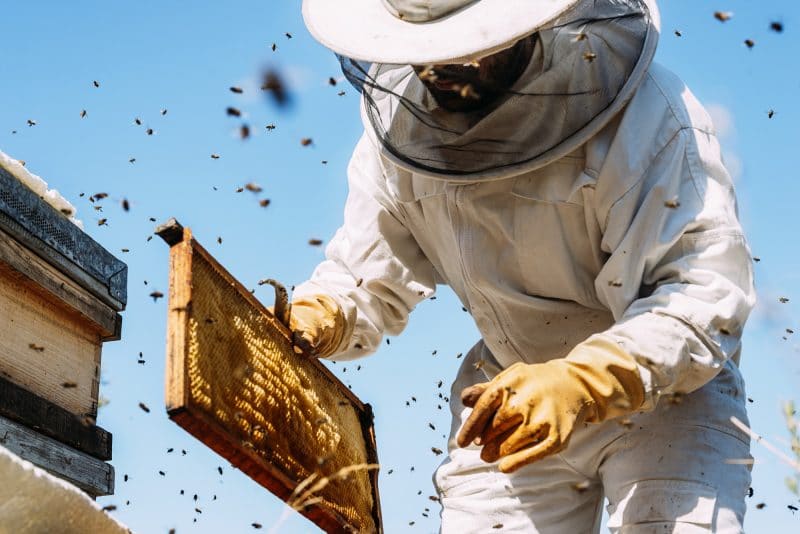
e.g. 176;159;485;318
0;266;102;417
0;375;111;461
0;228;121;340
0;415;114;497
0;166;127;310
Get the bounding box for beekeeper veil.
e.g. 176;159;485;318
303;0;660;181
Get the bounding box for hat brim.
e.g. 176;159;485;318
302;0;582;65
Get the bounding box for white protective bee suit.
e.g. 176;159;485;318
296;0;755;531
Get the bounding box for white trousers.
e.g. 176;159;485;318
433;342;752;533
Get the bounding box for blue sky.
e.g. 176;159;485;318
1;1;798;532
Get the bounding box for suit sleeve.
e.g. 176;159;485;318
593;125;756;409
292;134;437;360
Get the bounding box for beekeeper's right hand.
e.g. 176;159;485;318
285;294;349;358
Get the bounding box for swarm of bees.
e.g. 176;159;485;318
6;7;792;533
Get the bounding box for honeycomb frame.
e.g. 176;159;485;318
163;226;382;533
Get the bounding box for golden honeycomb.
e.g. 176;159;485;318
182;248;377;532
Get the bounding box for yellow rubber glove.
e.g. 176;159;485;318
284;295;350;358
457;336;645;473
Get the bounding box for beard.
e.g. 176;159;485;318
414;35;536;113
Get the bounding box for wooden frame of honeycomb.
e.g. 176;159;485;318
160;223;382;533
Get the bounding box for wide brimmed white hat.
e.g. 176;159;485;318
302;0;588;65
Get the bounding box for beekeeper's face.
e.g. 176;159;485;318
413;35;536;112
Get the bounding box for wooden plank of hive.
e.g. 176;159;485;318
0;166;128;311
160;221;382;534
0;262;102;419
0;227;121;340
0;375;111;461
0;414;114;497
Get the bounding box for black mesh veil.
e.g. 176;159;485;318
338;0;657;180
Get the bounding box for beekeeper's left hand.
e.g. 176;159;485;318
457;337;645;473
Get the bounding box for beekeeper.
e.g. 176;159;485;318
291;0;755;531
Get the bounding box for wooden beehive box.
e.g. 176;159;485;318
0;165;127;497
158;220;382;533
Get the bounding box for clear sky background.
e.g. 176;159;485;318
1;1;798;532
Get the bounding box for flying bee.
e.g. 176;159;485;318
230;86;244;94
261;69;290;107
139;402;151;413
573;481;592;493
665;392;684;405
308;238;324;246
459;84;480;100
80;109;87;118
714;11;733;22
418;66;437;82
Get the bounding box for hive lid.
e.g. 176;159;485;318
0;166;127;310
